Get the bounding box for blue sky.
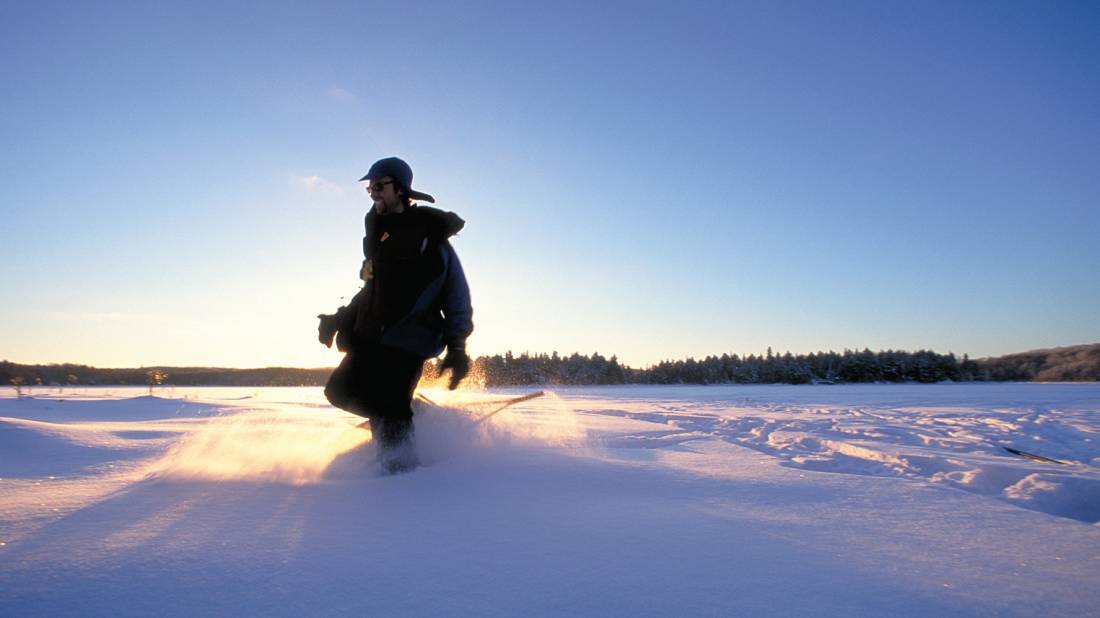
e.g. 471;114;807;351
2;1;1098;368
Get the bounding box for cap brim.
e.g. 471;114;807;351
357;174;435;203
408;189;435;203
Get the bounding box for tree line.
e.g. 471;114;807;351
425;348;974;386
0;362;330;389
4;344;1097;389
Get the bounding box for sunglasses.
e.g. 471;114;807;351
366;180;395;192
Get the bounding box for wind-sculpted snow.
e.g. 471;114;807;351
2;384;1099;617
573;388;1100;524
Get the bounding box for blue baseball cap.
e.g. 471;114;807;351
359;157;435;203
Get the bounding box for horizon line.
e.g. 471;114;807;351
5;342;1097;372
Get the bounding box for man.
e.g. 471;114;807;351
318;157;472;474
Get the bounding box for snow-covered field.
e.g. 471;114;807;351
2;383;1098;616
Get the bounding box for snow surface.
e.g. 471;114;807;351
2;383;1099;616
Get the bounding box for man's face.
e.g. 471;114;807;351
366;176;403;214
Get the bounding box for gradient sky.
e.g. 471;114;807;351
2;1;1098;369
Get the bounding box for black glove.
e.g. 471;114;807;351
440;345;470;390
317;313;338;348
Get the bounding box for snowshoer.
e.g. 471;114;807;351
318;157;473;474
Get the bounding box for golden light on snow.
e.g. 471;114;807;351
144;410;372;485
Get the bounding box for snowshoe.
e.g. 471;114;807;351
374;417;418;475
379;438;418;474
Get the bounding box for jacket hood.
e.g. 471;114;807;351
413;206;465;239
365;205;464;239
363;206;465;259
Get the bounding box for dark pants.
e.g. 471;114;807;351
324;344;425;446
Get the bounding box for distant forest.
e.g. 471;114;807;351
3;344;1098;389
971;343;1100;382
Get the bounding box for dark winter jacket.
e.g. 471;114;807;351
333;206;472;359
